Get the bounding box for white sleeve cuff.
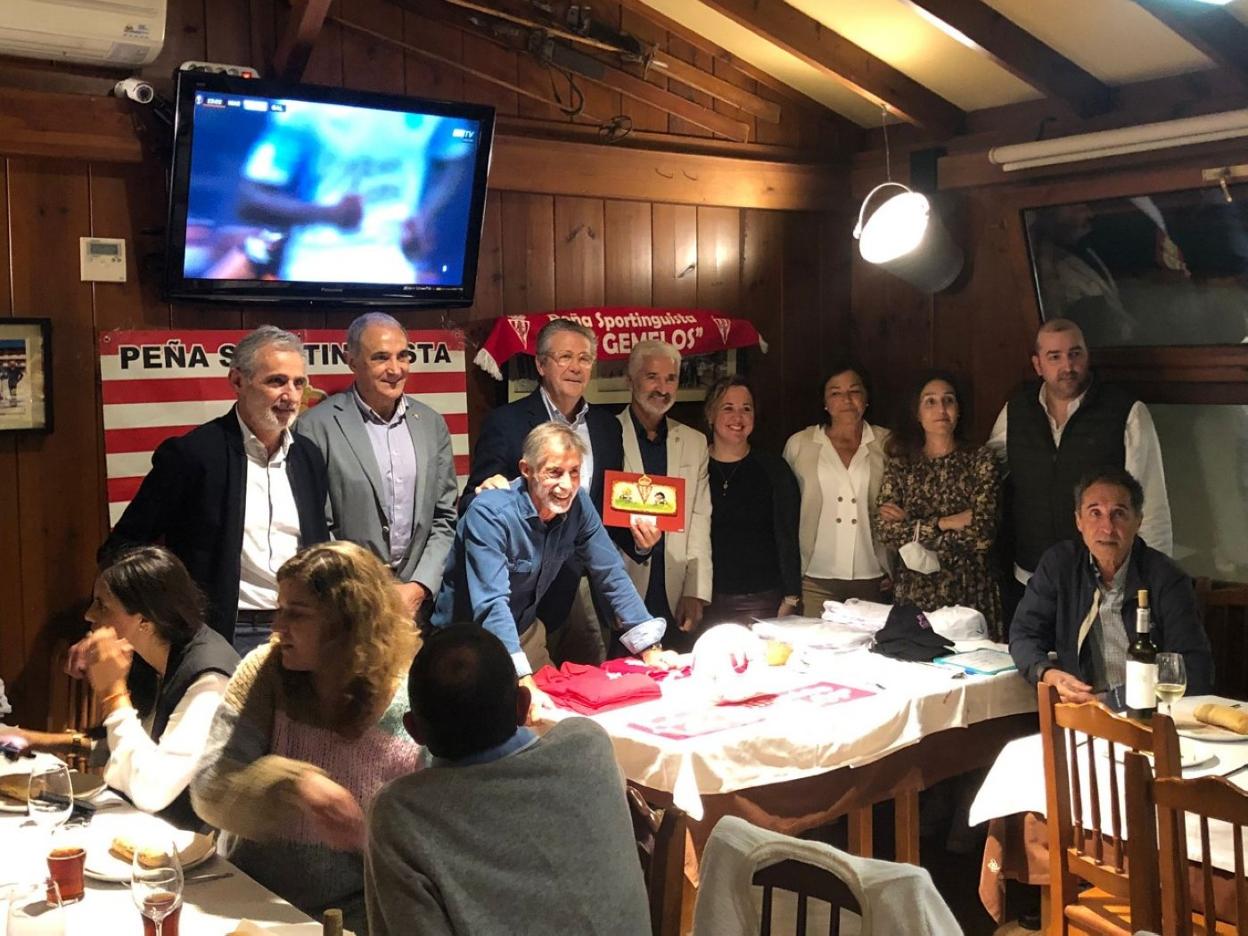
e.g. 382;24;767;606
511;650;533;678
619;617;667;655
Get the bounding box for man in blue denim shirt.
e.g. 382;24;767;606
433;423;672;718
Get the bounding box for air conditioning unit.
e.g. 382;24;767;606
0;0;166;68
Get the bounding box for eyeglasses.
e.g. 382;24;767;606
544;351;595;368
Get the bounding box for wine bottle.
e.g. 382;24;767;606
1125;589;1157;720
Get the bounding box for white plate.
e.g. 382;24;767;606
1178;738;1216;770
1175;720;1248;743
82;811;215;882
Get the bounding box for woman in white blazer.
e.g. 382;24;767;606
783;362;891;617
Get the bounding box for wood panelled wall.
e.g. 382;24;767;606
0;0;851;726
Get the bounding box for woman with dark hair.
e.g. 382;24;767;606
874;371;1003;637
703;375;802;624
0;545;240;830
783;362;892;615
192;541;420;934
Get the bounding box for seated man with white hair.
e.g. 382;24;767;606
431;422;676;719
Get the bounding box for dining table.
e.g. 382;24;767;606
0;756;324;936
969;694;1248;923
544;623;1039;865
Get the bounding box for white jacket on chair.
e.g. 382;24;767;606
692;816;961;936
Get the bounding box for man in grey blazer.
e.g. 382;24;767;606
298;312;458;619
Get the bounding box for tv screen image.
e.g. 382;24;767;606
166;73;494;307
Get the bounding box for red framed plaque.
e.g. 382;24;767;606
602;470;686;533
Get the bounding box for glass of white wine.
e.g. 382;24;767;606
1155;652;1187;717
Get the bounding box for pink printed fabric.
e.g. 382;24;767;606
271;699;420;845
629;682;875;741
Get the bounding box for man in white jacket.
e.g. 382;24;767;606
616;340;713;649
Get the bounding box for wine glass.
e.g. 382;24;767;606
5;879;65;936
26;764;72;833
130;841;183;936
1156;652;1188;718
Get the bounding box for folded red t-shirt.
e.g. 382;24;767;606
532;662;662;714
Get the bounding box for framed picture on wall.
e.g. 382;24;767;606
0;318;52;433
1022;186;1248;348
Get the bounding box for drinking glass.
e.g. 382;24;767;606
1155;652;1188;717
25;764;72;833
130;841;183;936
5;879;65;936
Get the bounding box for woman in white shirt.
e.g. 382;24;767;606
2;546;239;830
783;363;892;616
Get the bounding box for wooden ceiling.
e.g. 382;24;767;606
278;0;1248;153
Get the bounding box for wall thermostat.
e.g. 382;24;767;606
80;237;127;283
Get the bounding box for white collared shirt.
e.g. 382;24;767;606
987;386;1172;583
805;424;884;580
236;411;302;611
540;385;593;492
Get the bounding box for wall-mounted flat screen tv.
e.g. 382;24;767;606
165;71;495;307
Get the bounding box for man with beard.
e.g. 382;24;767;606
616;340;712;650
987;318;1171;600
99;326;329;653
432;423;673;721
297;313;457;623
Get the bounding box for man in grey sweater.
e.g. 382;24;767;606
365;625;652;936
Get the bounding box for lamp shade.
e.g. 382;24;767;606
854;184;963;293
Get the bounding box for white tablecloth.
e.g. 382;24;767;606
0;804;317;935
550;638;1037;819
969;695;1248;873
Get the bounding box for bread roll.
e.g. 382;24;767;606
1195;703;1248;735
108;835;166;868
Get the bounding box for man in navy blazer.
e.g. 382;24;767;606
298;313;458;620
99;326;330;651
463;320;652;665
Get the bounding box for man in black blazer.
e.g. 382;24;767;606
99;326;329;653
463;320;654;667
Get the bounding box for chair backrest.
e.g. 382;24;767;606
751;858;862;936
1037;681;1179;934
1126;749;1248;936
48;639;96;772
627;784;687;936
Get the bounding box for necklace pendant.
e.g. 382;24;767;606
721;479;729;493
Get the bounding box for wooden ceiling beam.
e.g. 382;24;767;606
900;0;1112;118
272;0;333;81
694;0;965;135
613;0;855;124
1134;0;1248;89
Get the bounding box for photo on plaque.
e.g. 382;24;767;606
602;470;686;533
0;318;52;433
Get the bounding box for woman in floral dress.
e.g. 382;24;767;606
874;371;1003;639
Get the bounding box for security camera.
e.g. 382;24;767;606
114;78;155;105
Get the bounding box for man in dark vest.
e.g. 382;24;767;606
987;318;1171;597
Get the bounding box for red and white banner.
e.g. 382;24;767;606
472;308;767;379
99;329;469;527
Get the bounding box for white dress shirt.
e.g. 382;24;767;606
102;671;229;812
540;386;593;493
804;425;884;580
236;412;302;610
987;385;1172;583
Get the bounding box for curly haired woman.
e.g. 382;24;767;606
192;541;419;934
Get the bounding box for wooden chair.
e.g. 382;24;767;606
752;858;862;936
1038;681;1180;935
47;639;96;773
1125;750;1248;935
1196;578;1248;701
627;784;687;936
